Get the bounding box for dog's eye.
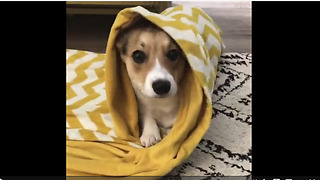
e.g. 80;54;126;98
167;49;179;61
132;50;146;64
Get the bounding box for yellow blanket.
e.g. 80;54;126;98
66;5;224;176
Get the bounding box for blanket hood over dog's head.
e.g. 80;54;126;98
105;5;224;139
67;5;224;176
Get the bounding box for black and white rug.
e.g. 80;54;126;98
168;52;252;177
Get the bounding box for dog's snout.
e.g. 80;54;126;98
152;80;171;95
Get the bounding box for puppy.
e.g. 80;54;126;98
116;17;187;147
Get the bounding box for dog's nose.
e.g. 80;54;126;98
152;80;171;95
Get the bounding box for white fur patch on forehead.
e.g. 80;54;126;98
144;58;177;97
149;59;169;80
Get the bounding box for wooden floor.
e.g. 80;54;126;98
67;3;251;54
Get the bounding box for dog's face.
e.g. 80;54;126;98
116;22;187;98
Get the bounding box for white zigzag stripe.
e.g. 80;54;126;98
135;7;222;55
72;108;97;132
93;131;113;142
206;33;222;54
71;82;106;132
67;73;90;105
67;54;105;103
67;69;103;131
161;26;199;44
67;129;84;140
66;49;78;60
197;12;219;35
67;68;100;105
198;15;222;52
67;52;98;69
165;6;219;36
208;55;218;96
100;113;117;138
161;6;175;15
128;142;142;149
100;113;113;128
204;86;212;101
67;81;88;105
211;55;219;72
67;70;77;83
88;59;105;69
180;17;221;53
187;54;211;82
82;81;115;139
183;6;193;17
67;54;107;139
195;33;208;61
85;82;107;112
180;17;195;27
166;5;193;18
92;82;106;102
132;6;176;22
67;60;105;84
66;121;69;128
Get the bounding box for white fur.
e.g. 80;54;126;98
139;109;162;147
137;89;179;147
130;58;180;147
144;58;177;97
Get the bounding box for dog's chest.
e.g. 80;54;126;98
140;97;179;128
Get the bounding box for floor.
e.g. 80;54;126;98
66;2;251;54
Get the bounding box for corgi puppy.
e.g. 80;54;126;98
116;17;187;147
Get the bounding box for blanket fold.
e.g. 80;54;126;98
67;5;224;176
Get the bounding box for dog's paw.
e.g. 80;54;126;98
140;131;162;148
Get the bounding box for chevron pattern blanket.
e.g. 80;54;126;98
67;5;226;176
66;50;251;176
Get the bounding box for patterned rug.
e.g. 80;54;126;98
168;52;252;177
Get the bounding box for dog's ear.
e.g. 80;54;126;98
121;13;144;30
115;33;128;55
115;14;144;55
115;33;129;64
